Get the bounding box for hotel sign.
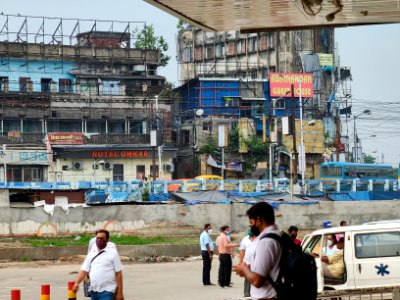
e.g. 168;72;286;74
269;72;314;98
90;150;149;159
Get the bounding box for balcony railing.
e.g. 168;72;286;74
0;133;150;145
84;133;150;144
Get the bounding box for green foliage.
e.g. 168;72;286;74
177;20;189;31
243;135;269;173
20;256;30;262
142;183;150;201
228;127;239;151
21;234;198;247
199;138;218;155
362;153;376;164
132;24;171;67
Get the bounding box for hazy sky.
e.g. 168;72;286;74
2;1;398;165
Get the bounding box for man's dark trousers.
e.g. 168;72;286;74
201;250;212;285
218;253;232;287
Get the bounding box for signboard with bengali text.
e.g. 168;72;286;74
47;133;84;145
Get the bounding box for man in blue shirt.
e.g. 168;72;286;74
199;223;214;286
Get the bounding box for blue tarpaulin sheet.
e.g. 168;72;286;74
327;191;400;201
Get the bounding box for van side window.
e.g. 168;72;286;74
355;232;400;258
304;235;322;255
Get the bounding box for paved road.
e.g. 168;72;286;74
0;257;247;300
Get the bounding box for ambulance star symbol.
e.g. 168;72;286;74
375;264;390;276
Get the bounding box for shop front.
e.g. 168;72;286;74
52;145;177;182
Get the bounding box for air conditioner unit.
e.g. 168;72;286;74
102;161;113;170
163;162;174;173
72;161;83;171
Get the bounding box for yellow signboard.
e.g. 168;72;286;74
282;120;325;154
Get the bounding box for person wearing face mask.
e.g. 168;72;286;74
233;202;281;300
72;229;124;300
199;223;215;286
239;225;259;297
218;225;240;288
288;225;302;245
325;234;338;255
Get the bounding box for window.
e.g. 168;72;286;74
223;96;239;107
202;122;212;132
7;166;43;182
355;232;400;258
113;164;124;181
23;119;42;133
86;121;105;134
181;130;190;145
322;166;342;177
19;77;30;92
275;99;286;109
41;78;52;93
48;120;82;132
136;165;146;180
59;79;72;93
150;165;159;179
303;235;322;255
4;119;21;132
0;77;8;92
109;120;125;134
130;121;143;134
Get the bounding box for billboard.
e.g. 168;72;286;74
269;72;314;98
47;133;83;145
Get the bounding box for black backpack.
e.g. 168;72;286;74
261;232;318;300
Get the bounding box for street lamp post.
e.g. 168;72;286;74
353;109;371;163
297;78;306;194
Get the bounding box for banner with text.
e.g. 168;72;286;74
269;72;314;98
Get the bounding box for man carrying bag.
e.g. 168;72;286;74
72;229;124;300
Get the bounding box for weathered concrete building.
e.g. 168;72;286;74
0;15;177;183
175;27;342;180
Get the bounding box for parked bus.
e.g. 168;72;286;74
320;162;394;180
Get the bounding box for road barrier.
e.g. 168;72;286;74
11;289;20;300
41;285;50;300
10;282;77;300
68;281;77;300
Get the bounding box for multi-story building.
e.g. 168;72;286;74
175;27;340;180
0;14;177;183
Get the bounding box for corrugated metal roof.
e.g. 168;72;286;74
144;0;400;31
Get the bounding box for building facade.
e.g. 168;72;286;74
175;26;340;180
0;14;176;183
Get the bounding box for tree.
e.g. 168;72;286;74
132;25;171;67
362;153;376;164
177;20;189;31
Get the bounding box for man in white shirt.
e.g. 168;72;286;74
73;229;124;300
239;226;259;297
199;223;214;286
234;202;281;300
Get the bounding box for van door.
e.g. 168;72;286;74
353;230;400;288
303;234;324;293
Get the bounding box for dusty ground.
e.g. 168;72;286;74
0;256;246;300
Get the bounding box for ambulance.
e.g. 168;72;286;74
302;221;400;292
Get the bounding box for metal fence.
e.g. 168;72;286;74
317;286;400;300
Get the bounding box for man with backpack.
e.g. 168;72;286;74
234;202;318;300
233;202;281;299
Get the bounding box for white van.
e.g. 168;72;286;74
302;221;400;292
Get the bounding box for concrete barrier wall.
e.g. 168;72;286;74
1;199;400;236
0;244;200;261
